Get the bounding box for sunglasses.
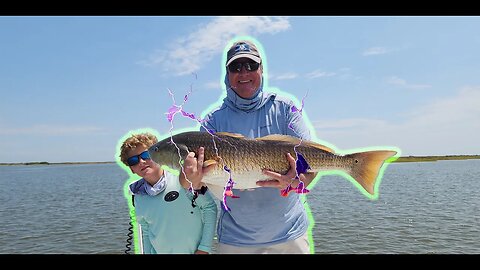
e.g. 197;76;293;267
227;61;260;73
127;151;151;166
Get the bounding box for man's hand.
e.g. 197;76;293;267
257;152;315;190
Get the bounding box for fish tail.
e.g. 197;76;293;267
347;150;396;195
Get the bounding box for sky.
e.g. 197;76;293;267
1;16;479;163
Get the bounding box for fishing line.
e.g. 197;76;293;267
165;85;239;211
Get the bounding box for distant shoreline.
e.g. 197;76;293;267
0;161;116;166
394;155;480;162
1;155;480;166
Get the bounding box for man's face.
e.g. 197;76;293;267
227;58;262;99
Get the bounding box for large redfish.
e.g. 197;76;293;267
148;131;397;197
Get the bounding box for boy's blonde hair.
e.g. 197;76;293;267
120;133;158;166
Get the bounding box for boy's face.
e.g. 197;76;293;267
127;145;160;178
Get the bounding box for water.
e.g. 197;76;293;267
0;164;129;254
0;160;479;254
309;159;480;253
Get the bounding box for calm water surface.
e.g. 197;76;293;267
0;160;478;253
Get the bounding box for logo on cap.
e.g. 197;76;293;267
235;44;250;52
226;41;261;66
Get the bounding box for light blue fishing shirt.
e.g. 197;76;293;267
200;76;311;247
129;170;217;253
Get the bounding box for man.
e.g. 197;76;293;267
199;39;317;253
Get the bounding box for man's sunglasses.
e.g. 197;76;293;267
227;61;260;73
127;151;151;166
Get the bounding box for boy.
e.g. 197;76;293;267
119;132;217;254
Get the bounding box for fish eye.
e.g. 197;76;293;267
154;146;159;152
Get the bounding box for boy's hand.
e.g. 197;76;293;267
180;147;216;189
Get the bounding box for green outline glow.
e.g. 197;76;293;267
115;127;161;254
116;127;205;254
209;35;326;253
117;36;401;254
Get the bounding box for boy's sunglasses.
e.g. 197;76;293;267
227;61;260;73
127;151;151;166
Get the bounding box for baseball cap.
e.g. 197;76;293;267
226;41;261;66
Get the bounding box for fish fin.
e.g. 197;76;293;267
280;180;310;197
256;134;335;153
203;159;218;167
302;171;317;180
296;152;311;174
294;180;310;194
215;132;245;139
255;134;295;142
348;150;397;195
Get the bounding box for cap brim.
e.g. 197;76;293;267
226;54;261;66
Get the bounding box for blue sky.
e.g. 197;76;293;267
1;16;479;163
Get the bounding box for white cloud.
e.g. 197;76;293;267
306;70;336;79
268;72;298;81
312;118;388;130
387;76;431;89
143;16;291;76
269;69;337;81
362;46;391;56
311;86;480;156
204;80;222;90
0;125;105;136
405;86;480;127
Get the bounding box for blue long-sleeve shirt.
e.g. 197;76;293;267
200;86;311;247
129;170;217;253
